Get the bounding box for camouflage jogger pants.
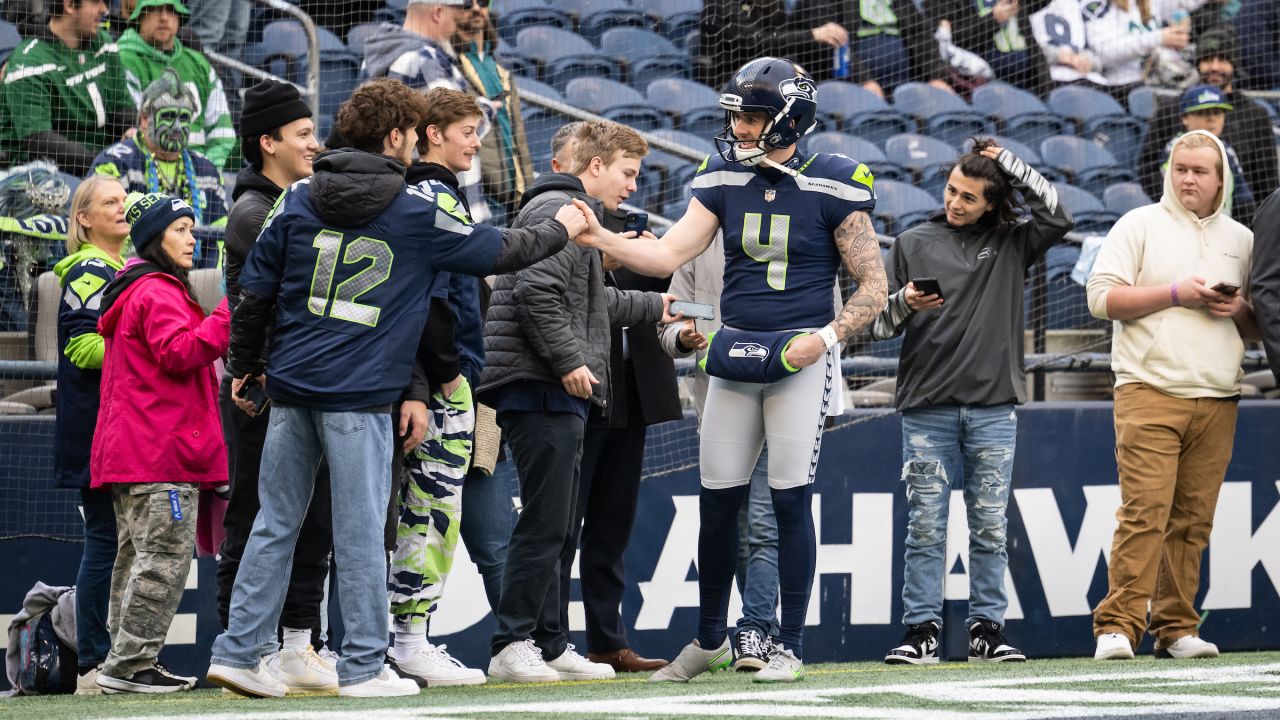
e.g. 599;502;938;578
103;482;197;677
389;378;475;632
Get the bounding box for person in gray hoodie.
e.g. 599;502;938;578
478;120;675;684
872;138;1072;666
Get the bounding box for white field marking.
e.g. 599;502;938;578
94;663;1280;720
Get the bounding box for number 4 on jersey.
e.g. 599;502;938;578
743;212;790;291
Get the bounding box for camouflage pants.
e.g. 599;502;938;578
104;483;197;677
389;378;475;632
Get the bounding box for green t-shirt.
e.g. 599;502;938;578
0;29;132;161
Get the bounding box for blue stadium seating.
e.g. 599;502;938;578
640;0;703;44
885;133;958;199
816;81;915;146
565;77;671;130
892;82;996;147
646;78;723;136
515;77;567;173
803;132;908;182
873;180;937;235
1047;85;1145;167
1039;135;1135;198
373;0;405;24
1127;85;1156;121
515;26;623;90
577;1;652;44
972;82;1074;149
1052;182;1118;235
600;28;689;89
345;22;379;58
493;0;573;45
244;20;310;85
649;128;715;157
1103;182;1153;216
0;21;19;67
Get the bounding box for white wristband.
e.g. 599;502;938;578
817;325;839;350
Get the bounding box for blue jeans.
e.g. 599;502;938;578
77;487;117;667
734;450;779;637
211;405;392;685
460;464;514;613
900;404;1017;628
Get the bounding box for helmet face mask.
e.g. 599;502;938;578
713;58;818;167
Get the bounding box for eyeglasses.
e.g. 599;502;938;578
459;0;489;8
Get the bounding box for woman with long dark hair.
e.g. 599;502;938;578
90;193;230;693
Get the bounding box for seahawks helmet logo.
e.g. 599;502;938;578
729;342;769;360
779;77;817;102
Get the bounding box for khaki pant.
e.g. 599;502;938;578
1092;383;1237;650
103;483;198;677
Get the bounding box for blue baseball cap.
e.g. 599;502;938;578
1181;84;1232;114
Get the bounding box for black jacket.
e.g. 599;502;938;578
478;173;664;414
599;261;683;429
224;166;282;316
872;151;1073;411
1138;91;1279;220
1251;189;1280;384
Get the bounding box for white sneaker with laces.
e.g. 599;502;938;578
207;658;289;698
753;647;805;683
390;642;486;687
338;665;420;697
546;644;615;681
1156;635;1219;659
75;667;103;695
277;646;339;693
1094;633;1135;661
649;638;732;683
488;639;559;683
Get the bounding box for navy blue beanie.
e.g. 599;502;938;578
126;193;195;253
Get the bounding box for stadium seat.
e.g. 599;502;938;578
345;22;379;57
577;1;651;44
885;133;958;199
244;19;310;85
1103;182;1153;216
315;27;360;134
873;180;937;235
1127;85;1156;121
892;82;996;148
972;82;1074;149
0;20;19;67
515;78;566;173
643;0;703;44
646;78;723;136
816;81;915;146
515;26;622;91
565;77;671;131
1047;85;1145;167
649;128;715;157
803;132;908;182
600;28;689;89
373;0;406;24
1052;182;1118;234
493;0;573;45
1039;135;1135;198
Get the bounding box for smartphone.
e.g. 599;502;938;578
623;211;648;235
669;300;716;321
911;277;944;299
236;375;270;415
1211;282;1239;296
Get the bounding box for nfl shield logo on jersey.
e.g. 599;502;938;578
764;189;776;202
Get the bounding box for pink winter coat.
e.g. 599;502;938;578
90;260;231;488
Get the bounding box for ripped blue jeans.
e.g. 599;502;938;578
899;404;1017;628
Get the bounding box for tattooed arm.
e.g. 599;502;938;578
782;210;889;369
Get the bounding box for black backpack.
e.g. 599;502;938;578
13;608;76;695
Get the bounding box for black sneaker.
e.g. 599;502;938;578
968;619;1026;662
96;666;192;694
733;628;770;672
154;662;198;689
885;621;941;665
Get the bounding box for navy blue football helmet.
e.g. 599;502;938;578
714;57;818;167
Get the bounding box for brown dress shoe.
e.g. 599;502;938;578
586;648;669;673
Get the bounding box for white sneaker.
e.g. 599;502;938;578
390;642;486;687
488;639;559;683
1094;633;1135;661
276;646;339;693
649;638;732;683
1156;635;1219;659
75;667;103;695
546;644;615;681
338;665;421;697
753;647;805;683
207;658;288;698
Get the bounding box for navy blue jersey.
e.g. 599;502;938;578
691;151;876;331
239;178;502;410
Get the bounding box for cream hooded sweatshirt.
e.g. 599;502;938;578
1086;129;1253;398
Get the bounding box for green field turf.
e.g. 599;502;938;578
5;651;1280;720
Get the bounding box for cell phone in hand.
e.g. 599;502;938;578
911;277;944;299
669;300;716;321
623;211;649;235
236;375;270;415
1211;282;1239;296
